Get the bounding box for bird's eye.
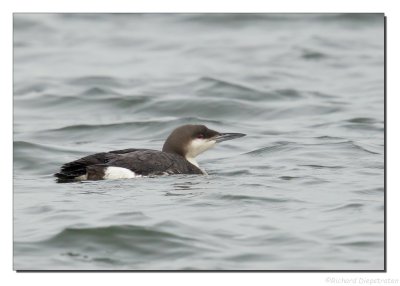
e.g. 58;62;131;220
197;133;204;139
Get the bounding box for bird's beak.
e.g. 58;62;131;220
214;132;246;143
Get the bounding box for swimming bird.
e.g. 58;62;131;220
54;124;245;182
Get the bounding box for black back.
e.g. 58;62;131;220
54;148;203;182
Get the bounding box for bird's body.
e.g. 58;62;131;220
55;124;245;182
56;148;203;182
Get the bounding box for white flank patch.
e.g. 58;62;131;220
76;174;88;181
103;167;139;180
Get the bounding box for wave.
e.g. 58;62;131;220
244;141;297;156
218;194;304;204
299;164;344;169
67;76;128;88
35;224;201;253
325;203;365;212
44;224;195;248
345;117;378;124
191;76;304;101
14;140;71;153
14;141;86;174
317;13;383;24
245;140;380;158
14;223;207;269
42;117;223;137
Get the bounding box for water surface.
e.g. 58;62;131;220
13;13;384;270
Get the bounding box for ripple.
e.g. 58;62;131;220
15;223;206;269
105;211;148;221
346;117;377;124
14;140;82;174
269;105;343;119
14;15;54;32
218;194;303;204
14;140;70;153
49;122;144;132
194;76;303;101
348;141;380;155
270;88;303;99
279;176;301;180
216;169;252;176
325;203;365;212
196;76;268;100
307;140;380;155
340;117;383;132
315;135;346;140
244;141;296;156
319;13;383;24
79;86;121;96
35;224;202;258
354;187;384;195
43;117;224;137
299;164;344;169
301;49;329;60
336;240;382;248
67;76;127;88
137;96;267;119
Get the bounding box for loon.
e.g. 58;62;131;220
55;124;245;182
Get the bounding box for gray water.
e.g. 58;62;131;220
13;13;385;270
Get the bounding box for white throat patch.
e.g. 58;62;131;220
186;138;216;158
185;138;215;174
